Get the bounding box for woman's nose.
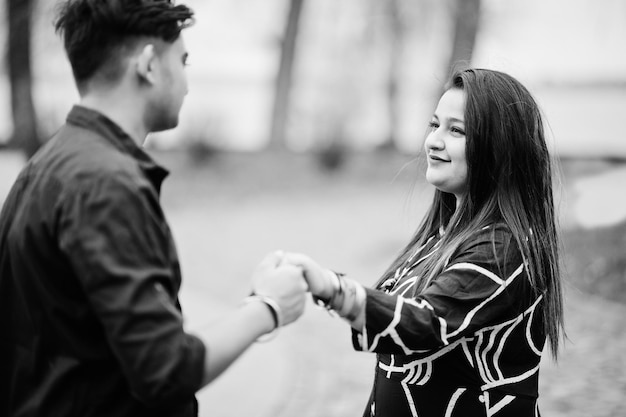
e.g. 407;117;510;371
424;131;444;151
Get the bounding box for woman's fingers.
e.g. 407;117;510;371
282;252;333;298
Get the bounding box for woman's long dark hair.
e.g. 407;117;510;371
378;68;564;358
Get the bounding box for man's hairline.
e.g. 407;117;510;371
75;33;186;93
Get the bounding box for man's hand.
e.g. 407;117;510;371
251;251;308;326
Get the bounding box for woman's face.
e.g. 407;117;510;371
424;88;468;203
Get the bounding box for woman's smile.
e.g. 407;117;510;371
428;153;450;163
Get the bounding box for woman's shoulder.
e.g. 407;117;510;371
454;222;523;266
462;222;514;247
438;225;525;288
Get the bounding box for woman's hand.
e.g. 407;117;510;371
282;253;337;300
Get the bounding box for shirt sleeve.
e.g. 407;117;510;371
353;227;531;354
58;171;205;406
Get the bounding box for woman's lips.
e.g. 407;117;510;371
428;154;450;162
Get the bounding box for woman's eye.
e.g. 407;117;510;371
428;121;439;130
450;127;465;136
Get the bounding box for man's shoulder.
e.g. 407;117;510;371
34;123;141;185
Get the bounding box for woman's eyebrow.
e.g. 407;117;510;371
432;113;464;124
447;116;464;124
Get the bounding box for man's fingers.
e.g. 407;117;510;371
258;250;286;270
278;264;308;289
282;253;310;268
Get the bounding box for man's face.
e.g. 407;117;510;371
147;36;189;132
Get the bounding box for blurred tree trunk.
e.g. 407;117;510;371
6;0;40;158
378;0;404;152
430;0;481;111
445;0;481;76
269;0;304;150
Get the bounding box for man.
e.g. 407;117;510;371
0;1;308;416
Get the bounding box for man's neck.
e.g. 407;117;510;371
79;91;148;146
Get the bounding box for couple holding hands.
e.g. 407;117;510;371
248;250;366;339
0;1;562;416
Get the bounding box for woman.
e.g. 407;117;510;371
286;68;564;416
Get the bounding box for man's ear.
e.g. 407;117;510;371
136;44;158;84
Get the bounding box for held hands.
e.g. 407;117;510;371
250;251;308;327
282;252;367;327
280;253;338;300
250;250;366;335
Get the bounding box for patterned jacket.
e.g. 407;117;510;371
353;225;545;417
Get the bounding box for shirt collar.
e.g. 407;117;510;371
66;105;169;191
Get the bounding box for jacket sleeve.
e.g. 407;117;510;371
353;227;530;354
58;172;205;406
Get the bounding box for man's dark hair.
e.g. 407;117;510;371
54;0;194;90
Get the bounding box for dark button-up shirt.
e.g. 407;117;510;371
0;106;206;416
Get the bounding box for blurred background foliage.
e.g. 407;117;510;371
1;0;625;158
